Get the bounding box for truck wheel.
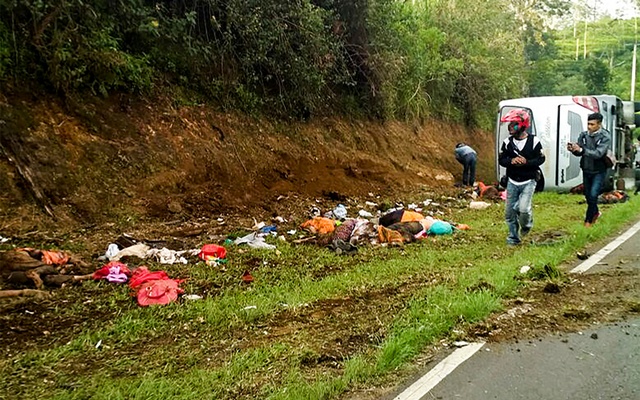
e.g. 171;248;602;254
602;169;615;192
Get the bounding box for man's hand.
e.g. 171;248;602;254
511;156;526;165
567;143;581;153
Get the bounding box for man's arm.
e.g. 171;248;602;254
525;141;546;167
581;131;611;159
498;141;512;168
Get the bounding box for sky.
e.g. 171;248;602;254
585;0;638;19
550;1;637;29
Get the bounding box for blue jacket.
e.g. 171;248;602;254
454;145;476;163
571;129;611;173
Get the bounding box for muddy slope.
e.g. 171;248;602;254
0;93;495;232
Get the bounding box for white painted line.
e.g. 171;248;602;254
570;219;640;274
393;342;485;400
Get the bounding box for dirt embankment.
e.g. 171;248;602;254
0;93;496;234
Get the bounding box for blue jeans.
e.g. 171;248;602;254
461;153;477;186
505;180;536;244
583;171;606;223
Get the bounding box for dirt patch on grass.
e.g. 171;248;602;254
0;283;134;359
467;269;640;342
0;279;423;398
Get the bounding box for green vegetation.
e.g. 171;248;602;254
2;1;637;124
536;15;639;98
0;0;531;126
2;192;639;399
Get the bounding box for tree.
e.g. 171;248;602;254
583;56;611;93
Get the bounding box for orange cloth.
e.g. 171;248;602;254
377;226;405;245
400;210;424;222
477;182;489;197
17;248;70;265
300;217;336;235
41;250;70;266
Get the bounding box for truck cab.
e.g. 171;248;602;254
496;95;640;191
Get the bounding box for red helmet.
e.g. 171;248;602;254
500;108;531;131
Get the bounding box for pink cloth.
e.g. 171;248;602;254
93;261;131;283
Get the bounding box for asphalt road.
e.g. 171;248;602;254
386;220;640;400
425;319;640;400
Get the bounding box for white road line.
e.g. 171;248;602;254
570;219;640;274
393;342;485;400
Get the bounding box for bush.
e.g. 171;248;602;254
0;0;531;124
0;21;11;80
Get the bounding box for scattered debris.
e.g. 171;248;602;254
0;248;92;293
576;251;589;260
543;282;561;293
241;270;254;284
128;266;184;307
563;309;591;320
469;201;491;210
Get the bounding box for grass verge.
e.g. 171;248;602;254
1;192;639;399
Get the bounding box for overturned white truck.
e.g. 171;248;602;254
496;95;640;191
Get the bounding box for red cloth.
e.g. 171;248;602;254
93;261;131;280
198;244;227;261
136;280;183;306
128;266;184;306
128;266;171;289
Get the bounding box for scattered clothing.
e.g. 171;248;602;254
198;244;227;261
300;217;336;235
93;261;131;283
109;243;151;261
427;221;453;235
146;248;194;265
129;266;184;307
234;232;276;249
598;190;628;204
379;209;425;227
331;219;357;242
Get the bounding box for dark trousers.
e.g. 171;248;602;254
583;170;606;223
460;153;477;186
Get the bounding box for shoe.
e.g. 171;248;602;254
592;212;601;224
584;222;592;228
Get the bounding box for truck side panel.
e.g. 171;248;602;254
556;104;590;189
